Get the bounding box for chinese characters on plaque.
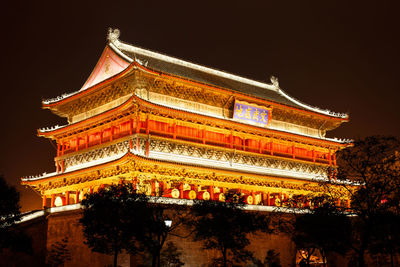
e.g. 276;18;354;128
233;100;271;127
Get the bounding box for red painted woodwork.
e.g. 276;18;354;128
65;191;70;205
51;194;55;208
58;117;333;166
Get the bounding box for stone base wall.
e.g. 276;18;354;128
1;208;353;267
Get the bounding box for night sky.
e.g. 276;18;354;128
2;1;399;212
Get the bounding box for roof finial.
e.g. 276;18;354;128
107;28;120;43
270;75;280;90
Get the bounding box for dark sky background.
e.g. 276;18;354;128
2;1;399;212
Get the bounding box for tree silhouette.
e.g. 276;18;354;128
0;175;31;254
46;237;71;267
336;136;400;267
292;195;351;267
252;249;281;267
80;183;188;267
160;241;184;267
80;183;144;267
130;200;187;267
190;195;262;267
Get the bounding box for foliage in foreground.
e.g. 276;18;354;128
80;183;187;267
190;194;267;267
336;136;400;267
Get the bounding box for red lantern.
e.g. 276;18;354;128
162;188;180;199
197;191;210;200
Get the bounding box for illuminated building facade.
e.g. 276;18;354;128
22;29;350;210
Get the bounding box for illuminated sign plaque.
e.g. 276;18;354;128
233;100;271;127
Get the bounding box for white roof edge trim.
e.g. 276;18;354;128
41;44;133;105
112;39;277;91
111;37;348;119
277;89;349;119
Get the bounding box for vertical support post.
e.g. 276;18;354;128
266;192;270;206
312;150;316;162
75;190;80;204
328;149;332;165
202;129;206;144
146;115;150;135
229;133;233;149
110;126;114;141
333;153;337;166
57;143;60;157
56;160;59;174
151;181;156;196
51;194;55;208
259;140;262;154
76;138;79;152
209;186;214;200
86;135;89;149
173;123;176;139
61;142;65;155
178;183;183;199
270;141;274;156
65;191;70;205
42;195;47;209
129;118;133;135
61;160;65;173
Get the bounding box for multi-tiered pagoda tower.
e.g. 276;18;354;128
22;29;350;209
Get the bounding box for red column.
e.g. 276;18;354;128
110;127;114;141
328;149;332;165
270;141;274;156
173;123;176;139
333;153;337;166
51;194;55;208
65;191;70;205
266;192;270;206
178;183;183;198
202;129;206;144
86;135;89;149
312;150;316;162
209;186;214;200
57;143;60;157
75;138;79;151
75;191;80;204
61;160;65;173
129;118;133;135
56;160;59;174
151;181;156;196
292;145;296;159
229;134;233;149
42;195;47;209
146;116;150;135
61;142;65;155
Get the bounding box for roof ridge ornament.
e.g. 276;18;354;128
269;75;280;90
107;28;120;43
